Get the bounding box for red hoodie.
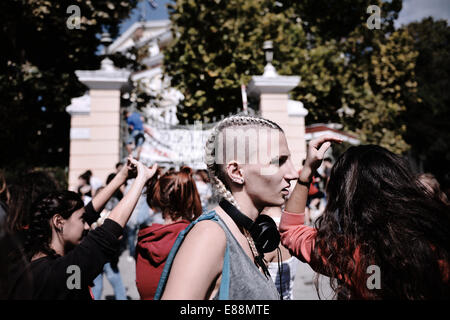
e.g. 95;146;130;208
135;220;190;300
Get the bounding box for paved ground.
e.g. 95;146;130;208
292;260;334;300
100;249;334;300
100;250;139;300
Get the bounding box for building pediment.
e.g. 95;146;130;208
107;20;171;55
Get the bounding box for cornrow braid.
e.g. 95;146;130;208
205;114;283;203
210;176;239;209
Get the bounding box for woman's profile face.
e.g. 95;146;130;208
239;129;299;209
62;208;90;246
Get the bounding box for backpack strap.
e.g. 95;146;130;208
217;240;230;299
154;210;230;300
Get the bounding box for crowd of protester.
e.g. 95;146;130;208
0;114;449;300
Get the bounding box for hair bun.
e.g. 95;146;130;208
180;166;193;175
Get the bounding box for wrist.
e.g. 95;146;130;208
299;167;313;183
112;176;126;188
134;175;148;185
297;177;312;187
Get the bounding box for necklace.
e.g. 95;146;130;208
243;229;270;278
243;229;259;259
218;198;270;277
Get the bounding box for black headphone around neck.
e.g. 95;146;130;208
218;198;280;254
219;198;284;300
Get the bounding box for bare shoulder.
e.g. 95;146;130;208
170;219;227;279
185;219;226;247
162;219;227;299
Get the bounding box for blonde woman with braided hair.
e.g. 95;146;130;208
157;115;299;300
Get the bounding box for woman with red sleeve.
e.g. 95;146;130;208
280;135;450;299
136;167;202;300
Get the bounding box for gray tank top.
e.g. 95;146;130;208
213;214;280;300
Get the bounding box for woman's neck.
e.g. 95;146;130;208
31;251;47;261
31;242;64;261
231;190;260;221
49;229;65;256
163;214;183;225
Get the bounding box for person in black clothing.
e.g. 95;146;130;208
0;170;35;299
13;156;158;300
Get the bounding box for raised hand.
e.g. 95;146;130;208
107;158;158;228
127;157;158;182
301;135;343;181
112;155;136;182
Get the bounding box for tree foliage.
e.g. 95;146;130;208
163;0;420;154
164;0;279;122
0;0;138;169
403;18;450;186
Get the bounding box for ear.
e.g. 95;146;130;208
225;161;244;185
51;214;65;232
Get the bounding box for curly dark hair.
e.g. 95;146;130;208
313;145;450;299
24;191;84;260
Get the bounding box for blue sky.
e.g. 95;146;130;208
118;0;170;34
396;0;450;27
118;0;450;35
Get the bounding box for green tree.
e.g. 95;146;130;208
286;0;417;154
163;0;299;123
162;0;418;154
403;18;450;186
0;0;138;169
335;27;418;154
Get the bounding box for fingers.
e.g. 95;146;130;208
317;141;331;159
148;163;158;178
147;163;157;173
125;157;158;180
127;157;140;172
127;156;138;166
309;135;343;150
304;135;342;172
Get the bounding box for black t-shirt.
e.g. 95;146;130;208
10;201;122;300
0;232;33;299
26;219;123;300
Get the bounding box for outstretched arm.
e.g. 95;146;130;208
285;135;342;214
53;158;157;293
90;161;131;213
107;158;157;228
281;135;341;272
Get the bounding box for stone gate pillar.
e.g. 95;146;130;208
248;60;307;171
66;58;130;191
